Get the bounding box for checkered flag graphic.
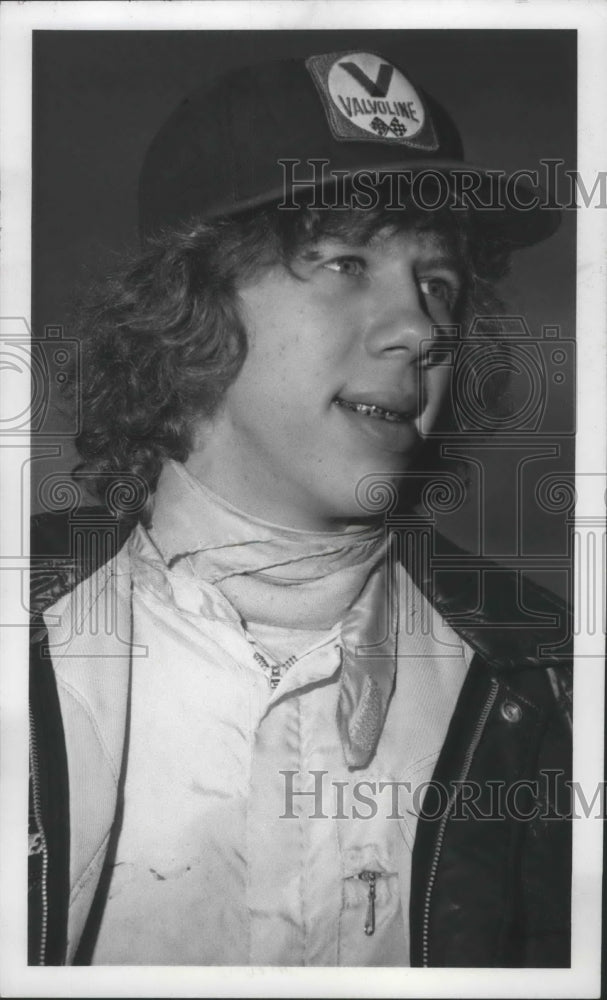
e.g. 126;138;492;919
370;116;390;137
388;117;408;137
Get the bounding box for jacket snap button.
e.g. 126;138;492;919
500;699;522;723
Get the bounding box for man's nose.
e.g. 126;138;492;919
364;275;432;361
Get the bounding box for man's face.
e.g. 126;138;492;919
186;223;461;529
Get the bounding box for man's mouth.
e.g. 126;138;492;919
333;396;411;424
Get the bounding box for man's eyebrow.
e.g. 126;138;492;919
299;247;324;262
298;240;369;262
418;252;466;277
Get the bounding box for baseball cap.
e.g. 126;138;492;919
139;49;560;247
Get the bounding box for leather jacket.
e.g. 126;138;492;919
28;509;573;967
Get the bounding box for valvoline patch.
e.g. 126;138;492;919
306;51;439;151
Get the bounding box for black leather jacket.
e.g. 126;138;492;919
28;510;573;967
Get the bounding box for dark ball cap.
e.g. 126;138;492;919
139;49;560;248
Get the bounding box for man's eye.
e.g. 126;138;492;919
323;256;366;277
419;277;458;306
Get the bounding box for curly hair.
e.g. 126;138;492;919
72;197;512;520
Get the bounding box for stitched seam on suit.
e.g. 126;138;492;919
56;678;120;786
69;831;111;905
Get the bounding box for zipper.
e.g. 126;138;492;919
421;679;499;967
29;705;49;966
252;649;296;690
358;870;384;936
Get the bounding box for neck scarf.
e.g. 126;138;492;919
149;461;387;630
149;461;397;766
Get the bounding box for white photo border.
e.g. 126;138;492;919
1;1;605;997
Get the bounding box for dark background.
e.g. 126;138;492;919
32;29;577;595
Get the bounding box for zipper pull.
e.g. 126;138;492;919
359;870;380;936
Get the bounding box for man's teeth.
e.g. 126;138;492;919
334;397;405;423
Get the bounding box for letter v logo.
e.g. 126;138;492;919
339;60;394;98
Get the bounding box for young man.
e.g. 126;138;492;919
29;49;572;967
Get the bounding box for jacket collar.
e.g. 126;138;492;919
402;527;572;671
